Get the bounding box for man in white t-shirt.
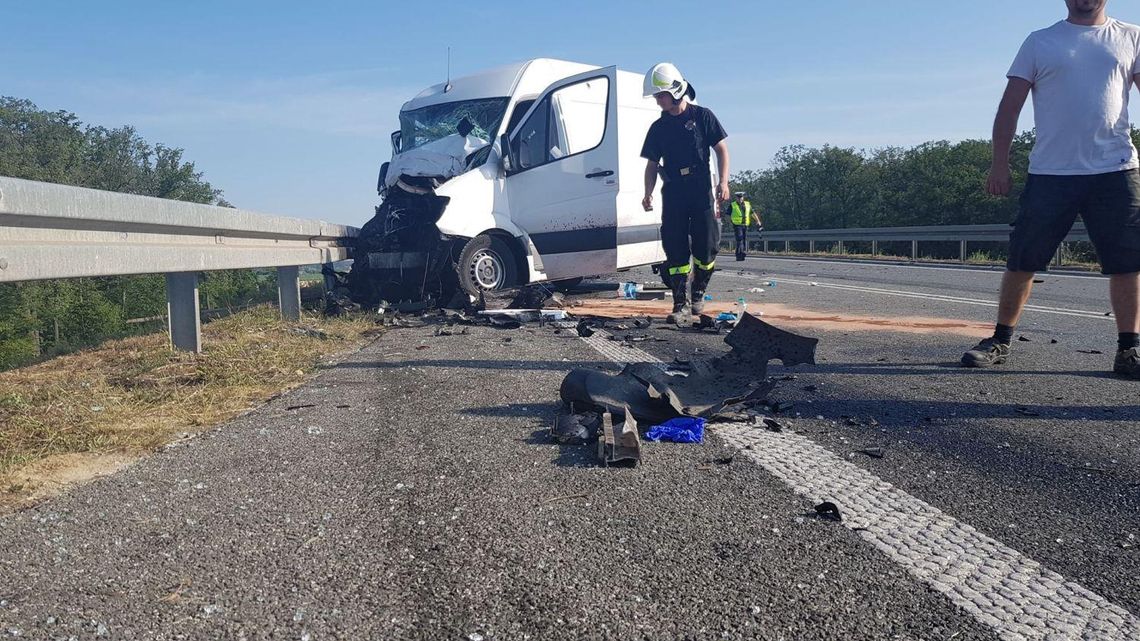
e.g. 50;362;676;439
962;0;1140;378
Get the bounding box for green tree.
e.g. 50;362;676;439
0;97;233;370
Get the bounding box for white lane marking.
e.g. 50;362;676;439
574;333;1140;640
728;275;1112;320
747;255;1103;281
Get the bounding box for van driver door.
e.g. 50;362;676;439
504;66;619;280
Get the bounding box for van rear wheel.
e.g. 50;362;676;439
456;234;519;297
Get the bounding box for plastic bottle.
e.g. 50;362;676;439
621;282;642;299
735;297;748;318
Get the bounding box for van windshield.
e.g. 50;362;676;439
399;98;510;152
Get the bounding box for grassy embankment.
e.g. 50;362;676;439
0;305;378;508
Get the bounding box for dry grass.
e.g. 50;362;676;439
0;305;379;483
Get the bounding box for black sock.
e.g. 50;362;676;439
993;324;1014;345
1118;332;1139;351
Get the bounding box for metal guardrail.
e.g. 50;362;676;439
0;176;358;352
723;222;1089;264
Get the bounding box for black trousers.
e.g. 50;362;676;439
661;180;719;278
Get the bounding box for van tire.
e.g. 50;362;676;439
456;234;519;297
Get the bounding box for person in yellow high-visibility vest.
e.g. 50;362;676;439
728;192;762;261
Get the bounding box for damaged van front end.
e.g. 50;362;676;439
347;95;511;306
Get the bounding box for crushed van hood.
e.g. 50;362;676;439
385;134;490;188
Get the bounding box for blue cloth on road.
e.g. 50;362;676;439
646;417;706;443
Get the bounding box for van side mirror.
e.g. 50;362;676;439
390;130;401;154
377;162;390;195
500;133;515;175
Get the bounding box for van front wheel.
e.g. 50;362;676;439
456;235;519;297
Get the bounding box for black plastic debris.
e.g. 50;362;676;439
632;316;652;329
576;320;596;338
488;314;522;329
560;366;679;424
814;501;843;522
758;417;783;432
858;447;885;459
1018;335;1031;342
1077;349;1104;355
559;314;816;424
1050;339;1058;344
552;412;602;444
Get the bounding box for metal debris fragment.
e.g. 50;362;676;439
598;410;640;466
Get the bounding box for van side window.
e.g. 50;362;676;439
512;76;608;171
516;100;550;170
548;77;607;158
503;99;535;138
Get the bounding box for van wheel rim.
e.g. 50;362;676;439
470;250;504;290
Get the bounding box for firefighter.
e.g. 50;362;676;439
640;62;731;324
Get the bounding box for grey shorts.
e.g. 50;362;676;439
1008;169;1140;274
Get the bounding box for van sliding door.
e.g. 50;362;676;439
504;66;619;281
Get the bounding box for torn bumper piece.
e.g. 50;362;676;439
558;313;818;426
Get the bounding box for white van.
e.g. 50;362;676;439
351;58;669;304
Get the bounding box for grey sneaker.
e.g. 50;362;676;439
961;337;1010;367
1113;347;1140;378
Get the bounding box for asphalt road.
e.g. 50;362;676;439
0;256;1137;640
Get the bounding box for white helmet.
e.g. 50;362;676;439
644;62;688;99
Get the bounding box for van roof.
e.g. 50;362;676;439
401;58;601;112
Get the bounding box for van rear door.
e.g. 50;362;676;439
504;66;618;281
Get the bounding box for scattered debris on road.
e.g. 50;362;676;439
814;501;843;522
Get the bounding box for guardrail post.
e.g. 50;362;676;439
809;240;815;254
871;240;878;256
322;262;337;294
837;240;845;255
911;240;918;260
1054;244;1063;267
960;240;968;263
784;240;790;253
763;240;769;253
277;266;301;321
166;272;201;353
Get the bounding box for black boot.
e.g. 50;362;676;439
666;274;690;325
690;267;713;315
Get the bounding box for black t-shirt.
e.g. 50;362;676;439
640;104;727;182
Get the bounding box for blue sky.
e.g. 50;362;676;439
5;1;1140;227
